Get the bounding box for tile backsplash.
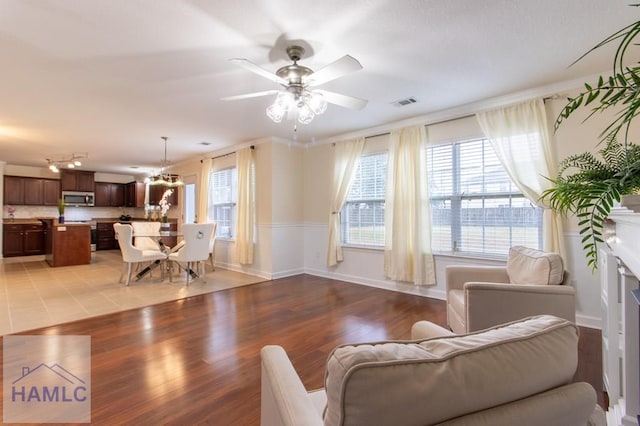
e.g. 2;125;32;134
4;206;145;221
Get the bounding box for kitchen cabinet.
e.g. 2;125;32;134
43;179;61;205
3;176;24;205
3;176;60;206
125;181;146;208
96;222;118;250
23;178;43;205
60;170;95;192
95;182;125;207
148;184;178;206
3;223;45;257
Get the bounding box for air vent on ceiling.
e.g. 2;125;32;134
392;97;418;107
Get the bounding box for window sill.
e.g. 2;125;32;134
342;244;384;252
216;237;235;243
341;245;507;263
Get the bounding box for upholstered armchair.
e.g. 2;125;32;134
260;315;604;426
446;246;576;334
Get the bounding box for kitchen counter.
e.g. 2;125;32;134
3;218;46;225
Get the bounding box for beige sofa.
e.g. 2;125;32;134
446;246;576;333
261;315;604;426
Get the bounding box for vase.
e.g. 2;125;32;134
59;215;64;224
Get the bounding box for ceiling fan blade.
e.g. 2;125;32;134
316;90;368;110
220;90;279;101
229;58;288;86
306;55;363;87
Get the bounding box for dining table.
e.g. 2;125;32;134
133;231;185;281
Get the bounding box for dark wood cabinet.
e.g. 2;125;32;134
43;179;61;206
3;224;24;256
95;182;125;207
125;182;146;208
3;176;60;206
148;184;178;206
23;224;45;255
96;222;118;250
23;179;44;205
4;176;24;205
3;223;45;257
60;170;95;192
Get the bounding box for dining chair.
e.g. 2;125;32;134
113;223;167;285
167;223;214;285
131;221;163;251
208;222;218;271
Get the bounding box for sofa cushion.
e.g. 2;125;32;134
507;246;564;285
323;315;579;426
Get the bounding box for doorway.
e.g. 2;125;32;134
182;174;197;224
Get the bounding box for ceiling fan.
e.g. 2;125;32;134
222;45;368;124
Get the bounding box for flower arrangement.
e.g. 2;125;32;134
159;189;173;223
5;205;15;220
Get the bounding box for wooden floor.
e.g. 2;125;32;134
0;274;603;425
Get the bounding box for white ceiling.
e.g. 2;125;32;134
0;0;636;175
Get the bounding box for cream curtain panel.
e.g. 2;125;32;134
236;147;256;265
197;158;212;224
384;126;436;285
476;98;566;259
326;138;365;266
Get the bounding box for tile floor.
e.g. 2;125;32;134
0;251;265;335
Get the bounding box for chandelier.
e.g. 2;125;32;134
145;136;183;187
46;153;87;173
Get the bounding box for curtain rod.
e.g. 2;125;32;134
201;145;254;163
345;113;476;142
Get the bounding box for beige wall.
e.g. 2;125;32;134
254;143;273;225
270;143;303;223
303;143;332;223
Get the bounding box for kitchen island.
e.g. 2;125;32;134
42;219;91;267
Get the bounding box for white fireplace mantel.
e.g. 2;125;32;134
607;208;640;278
604;207;640;426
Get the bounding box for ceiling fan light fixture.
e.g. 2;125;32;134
266;89;326;124
226;44;366;125
297;102;315;124
307;91;327;115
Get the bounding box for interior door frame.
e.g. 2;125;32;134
181;173;197;224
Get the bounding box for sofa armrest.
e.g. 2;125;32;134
464;282;576;332
446;265;509;292
411;321;455;340
260;345;324;426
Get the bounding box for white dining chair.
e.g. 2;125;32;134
113;223;167;285
168;223;214;285
131;221;163;251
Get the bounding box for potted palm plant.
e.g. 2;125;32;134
543;5;640;270
541;137;640;270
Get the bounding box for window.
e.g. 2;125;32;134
341;152;388;246
210;167;237;238
427;138;542;256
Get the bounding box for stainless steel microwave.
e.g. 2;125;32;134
62;191;95;207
